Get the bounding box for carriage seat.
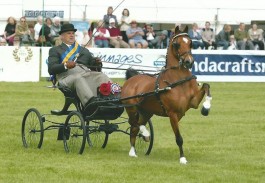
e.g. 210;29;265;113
84;82;124;120
50;86;81;115
51;82;124;120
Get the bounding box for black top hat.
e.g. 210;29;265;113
59;23;77;35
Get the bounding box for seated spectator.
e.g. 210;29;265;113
152;30;169;49
216;24;232;50
143;23;156;48
93;20;110;48
88;21;96;47
107;18;129;48
38;17;53;46
28;24;35;45
201;21;217;50
103;6;118;28
13;36;20;46
234;23;254;50
120;8;131;43
34;16;43;42
228;35;238;50
15;16;31;46
126;20;148;48
3;16;16;46
248;23;264;50
188;23;204;49
50;16;61;46
136;42;143;48
81;30;92;48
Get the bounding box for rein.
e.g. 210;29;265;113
154;69;196;114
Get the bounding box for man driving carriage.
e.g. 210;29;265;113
48;23;112;114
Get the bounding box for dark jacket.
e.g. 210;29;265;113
48;42;95;75
216;29;232;42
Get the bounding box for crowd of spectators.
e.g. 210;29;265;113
1;6;265;50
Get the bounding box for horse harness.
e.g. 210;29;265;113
154;69;196;115
170;33;194;68
153;33;195;115
150;32;196;115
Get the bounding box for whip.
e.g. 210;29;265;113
73;0;126;62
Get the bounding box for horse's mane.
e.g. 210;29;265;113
125;68;158;80
125;68;140;80
164;34;175;68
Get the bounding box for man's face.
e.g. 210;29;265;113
205;23;210;29
240;24;245;30
61;31;75;45
131;22;137;27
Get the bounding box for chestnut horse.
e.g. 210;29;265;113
120;26;212;164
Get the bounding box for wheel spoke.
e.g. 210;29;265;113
22;108;44;149
63;111;86;154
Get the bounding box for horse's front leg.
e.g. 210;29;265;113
200;83;212;116
169;113;187;164
190;83;212;116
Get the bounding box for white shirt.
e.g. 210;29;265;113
34;23;42;41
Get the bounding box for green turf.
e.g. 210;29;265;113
0;80;264;183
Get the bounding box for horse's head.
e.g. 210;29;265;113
169;26;194;69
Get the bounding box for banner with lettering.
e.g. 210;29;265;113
192;50;265;82
41;48;265;82
41;47;166;78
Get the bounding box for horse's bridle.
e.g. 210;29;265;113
171;33;194;69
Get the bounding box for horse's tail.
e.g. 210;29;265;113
125;68;140;80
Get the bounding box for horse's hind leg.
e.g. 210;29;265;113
126;107;152;157
138;111;152;142
169;113;187;164
125;106;140;157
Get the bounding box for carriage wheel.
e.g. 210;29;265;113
135;119;154;155
87;120;109;148
63;111;86;154
21;108;44;149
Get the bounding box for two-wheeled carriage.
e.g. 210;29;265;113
22;26;213;164
21;85;154;155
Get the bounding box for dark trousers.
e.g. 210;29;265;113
121;31;128;43
252;40;264;50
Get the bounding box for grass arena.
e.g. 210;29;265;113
0;80;264;182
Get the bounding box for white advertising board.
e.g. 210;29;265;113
41;48;265;82
0;46;40;82
41;47;166;78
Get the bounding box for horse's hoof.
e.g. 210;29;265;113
129;152;138;158
129;147;138;157
201;106;210;116
180;157;188;164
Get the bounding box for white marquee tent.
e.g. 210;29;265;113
0;0;265;32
